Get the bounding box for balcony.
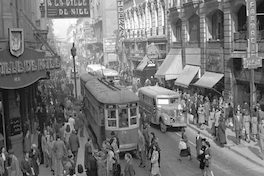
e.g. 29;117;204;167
207;40;224;49
172;41;182;48
186;41;200;48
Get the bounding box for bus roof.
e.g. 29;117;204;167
138;86;180;98
80;73;98;83
85;78;139;104
96;68;119;77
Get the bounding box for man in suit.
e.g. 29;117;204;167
41;130;49;168
20;152;33;176
195;131;203;159
138;130;146;168
53;135;67;176
69;130;79;169
84;138;93;173
7;149;20;176
234;109;243;145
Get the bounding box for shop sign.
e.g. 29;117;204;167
147;43;160;60
206;49;224;73
104;38;116;52
0;48;61;89
117;0;125;41
46;0;90;18
245;0;262;69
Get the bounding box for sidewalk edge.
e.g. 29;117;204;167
187;124;264;167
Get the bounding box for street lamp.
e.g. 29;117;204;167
71;43;78;99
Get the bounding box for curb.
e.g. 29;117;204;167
187;124;264;167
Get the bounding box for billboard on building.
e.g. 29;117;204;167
117;0;125;41
46;0;90;18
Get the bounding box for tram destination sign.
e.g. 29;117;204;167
46;0;90;18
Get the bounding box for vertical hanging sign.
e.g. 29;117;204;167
244;0;262;69
117;0;125;42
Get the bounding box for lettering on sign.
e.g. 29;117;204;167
248;0;256;57
46;0;90;18
0;58;61;76
117;0;125;41
10;117;21;136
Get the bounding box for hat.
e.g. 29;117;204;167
111;131;116;136
8;149;14;154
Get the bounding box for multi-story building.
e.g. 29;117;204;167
0;0;60;158
168;0;264;106
124;0;168;78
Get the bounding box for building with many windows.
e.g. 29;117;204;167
167;0;264;106
124;0;168;79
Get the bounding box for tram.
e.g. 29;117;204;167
81;74;139;152
80;72;98;96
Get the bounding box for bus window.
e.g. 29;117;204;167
119;109;128;128
107;110;117;127
157;98;169;105
130;107;137;125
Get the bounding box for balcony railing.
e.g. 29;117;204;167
207;40;224;48
186;41;200;48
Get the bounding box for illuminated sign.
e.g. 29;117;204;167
46;0;90;18
117;0;125;41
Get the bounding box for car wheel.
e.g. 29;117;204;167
160;120;167;133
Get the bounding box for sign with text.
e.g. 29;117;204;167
46;0;90;18
104;38;116;52
117;0;125;41
245;0;261;69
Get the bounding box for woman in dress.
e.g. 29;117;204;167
29;144;40;176
203;141;213;176
150;145;160;176
48;135;55;174
123;153;135;176
198;104;205;129
179;128;192;161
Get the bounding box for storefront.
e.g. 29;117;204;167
0;30;60;159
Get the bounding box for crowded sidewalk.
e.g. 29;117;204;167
187;113;264;167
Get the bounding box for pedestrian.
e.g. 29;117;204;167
111;137;120;164
149;132;161;167
69;130;79;169
53;135;68;176
123;153;135;176
47;135;55;174
198;104;205;129
110;131;120;149
20;152;33;176
259;117;264;160
64;122;73;147
234;107;243;145
29;144;40;176
138;130;146;168
42;130;49;168
210;107;216;135
0;153;4;176
78;110;85;137
73;111;80;134
86;152;98;176
198;139;206;175
179;128;192;161
213;108;221;140
251;105;258;141
7;149;20;176
191;101;198;125
1;147;8;176
142;124;150;158
150;145;160;176
203;141;213;176
84;138;94;174
227;103;234;127
37;128;43;165
106;145;115;176
95;151;107;176
218;116;227;147
243;109;251;142
58;123;66;142
23;129;31;153
204;97;210;125
196;131;203;159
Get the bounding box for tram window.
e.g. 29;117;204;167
130;107;137;125
107;110;116;127
119;109;128;128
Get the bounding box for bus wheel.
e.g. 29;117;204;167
160;120;167;133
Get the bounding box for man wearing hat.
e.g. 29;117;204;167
110;131;120;148
7;149;20;176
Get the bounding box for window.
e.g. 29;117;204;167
130;107;137;125
119;109;128;128
172;19;182;42
189;15;200;42
157;98;169;105
211;10;224;40
107;110;117;127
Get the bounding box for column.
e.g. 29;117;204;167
199;2;206;75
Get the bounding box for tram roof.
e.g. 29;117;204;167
85;79;139;104
80;73;98;83
138;86;180;97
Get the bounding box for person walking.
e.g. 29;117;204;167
64;122;73;148
243;109;251;143
142;124;150;159
69;130;79;169
213;108;221;139
37;128;43;165
29;144;40;176
7;149;21;176
218;116;227;147
47;135;55;174
20;152;33;176
198;104;205;129
150;145;160;176
138;130;146;168
198;139;206;175
1;147;8;176
84;138;94;174
234;106;243;145
106;145;115;176
179;128;192;161
259;117;264;160
53;135;67;176
86;151;98;176
251;105;259;141
78;110;85;137
123;153;135;176
111;137;120;164
42;130;49;168
196;131;203;159
203;141;213;176
23;130;31;154
0;153;4;176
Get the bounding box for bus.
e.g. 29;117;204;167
82;75;139;152
138;86;187;132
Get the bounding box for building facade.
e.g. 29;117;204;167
124;0;168;78
0;0;60;159
168;0;264;106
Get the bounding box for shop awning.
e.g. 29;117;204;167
136;55;150;71
155;49;182;80
174;65;200;88
193;71;224;88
